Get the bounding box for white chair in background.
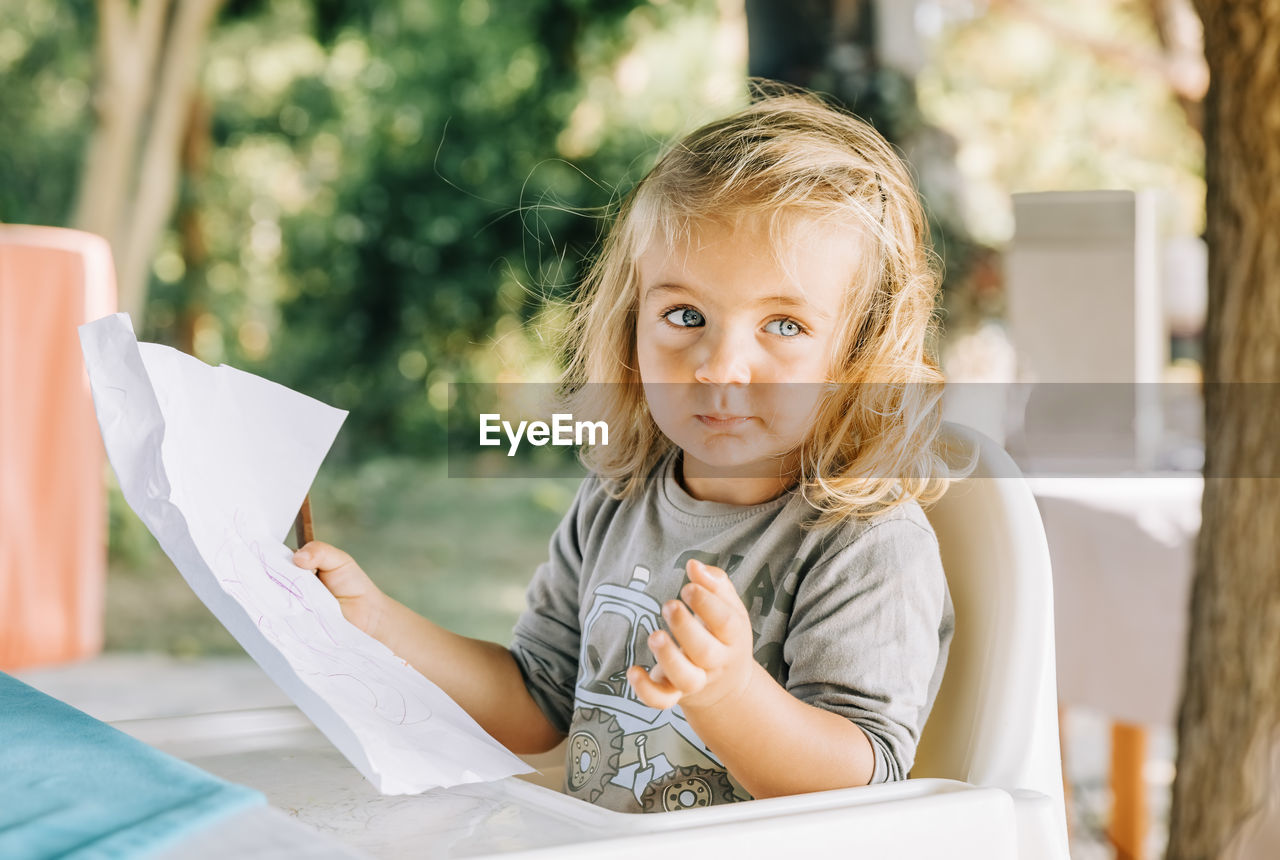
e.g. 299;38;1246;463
1003;189;1168;473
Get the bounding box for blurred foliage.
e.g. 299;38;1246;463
2;0;742;461
105;460;583;654
0;0;95;225
916;0;1205;245
149;0;742;460
0;0;1206;458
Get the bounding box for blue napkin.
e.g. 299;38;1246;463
0;672;265;859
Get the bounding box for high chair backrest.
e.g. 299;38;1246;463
912;422;1066;829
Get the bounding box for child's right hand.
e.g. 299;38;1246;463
293;541;388;640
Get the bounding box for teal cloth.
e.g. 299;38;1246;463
0;672;265;859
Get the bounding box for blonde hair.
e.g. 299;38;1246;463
555;87;963;526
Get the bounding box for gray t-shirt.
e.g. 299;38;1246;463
509;447;953;813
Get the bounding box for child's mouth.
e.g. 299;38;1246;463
695;414;753;427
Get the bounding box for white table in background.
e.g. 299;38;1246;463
1027;474;1201;858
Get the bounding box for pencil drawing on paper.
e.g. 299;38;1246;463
214;511;433;727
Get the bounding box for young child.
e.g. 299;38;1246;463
294;91;957;814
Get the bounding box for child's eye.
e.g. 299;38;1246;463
764;317;807;337
660;306;705;328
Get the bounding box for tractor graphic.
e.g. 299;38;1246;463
569;564;738;807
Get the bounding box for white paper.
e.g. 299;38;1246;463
79;313;531;794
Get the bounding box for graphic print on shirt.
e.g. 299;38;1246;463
741;554;801;685
563;551;796;811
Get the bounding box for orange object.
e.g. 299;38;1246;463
1109;721;1149;860
0;225;117;670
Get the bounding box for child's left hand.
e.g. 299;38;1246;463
627;558;758;713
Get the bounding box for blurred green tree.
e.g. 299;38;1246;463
273;3;621;450
0;1;95;228
245;1;732;457
1;0;739;460
184;0;738;458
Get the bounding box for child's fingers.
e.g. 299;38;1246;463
687;558;736;597
663;596;723;664
686;560;750;638
293;541;371;597
678;583;737;646
293;540;351;572
294;545;340;570
648;629;708;691
626;664;683;710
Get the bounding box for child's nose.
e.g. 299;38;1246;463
693;329;753;385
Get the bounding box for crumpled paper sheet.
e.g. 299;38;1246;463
79;313;531;794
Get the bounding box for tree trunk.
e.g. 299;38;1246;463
72;0;170;257
1168;3;1280;858
176;93;211;356
72;0;224;324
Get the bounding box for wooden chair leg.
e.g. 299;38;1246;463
1109;721;1148;860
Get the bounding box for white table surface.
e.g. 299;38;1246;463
16;657;1039;860
1027;474;1202;726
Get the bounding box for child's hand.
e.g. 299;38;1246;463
627;559;757;713
293;541;388;640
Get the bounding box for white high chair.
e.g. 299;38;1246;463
912;420;1070;856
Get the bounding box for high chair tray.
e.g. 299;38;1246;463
109;705;1044;859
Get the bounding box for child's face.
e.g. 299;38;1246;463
635;212;861;478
